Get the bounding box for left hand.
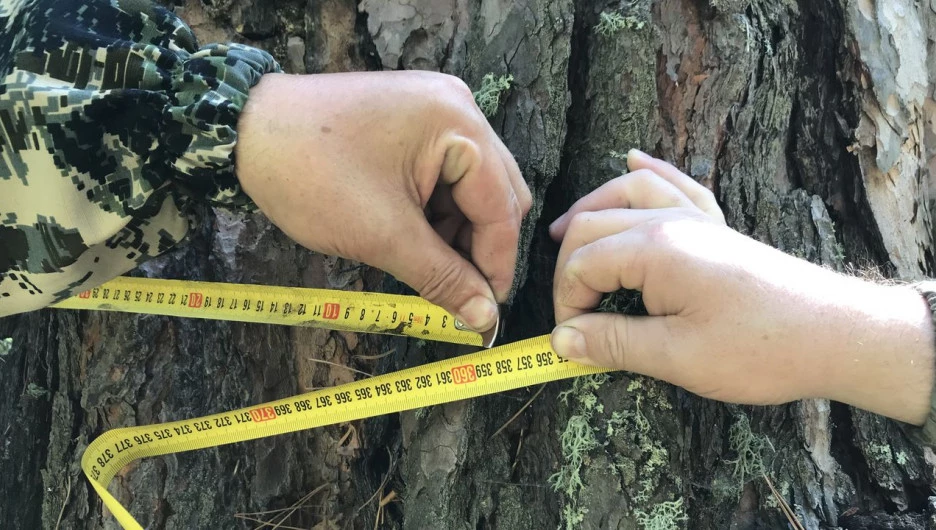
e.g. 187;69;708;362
548;150;934;424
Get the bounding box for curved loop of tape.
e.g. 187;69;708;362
56;278;607;528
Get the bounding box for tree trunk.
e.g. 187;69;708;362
2;0;935;528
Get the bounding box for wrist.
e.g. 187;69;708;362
235;73;289;209
814;281;934;424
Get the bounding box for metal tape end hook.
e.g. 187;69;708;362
454;306;503;348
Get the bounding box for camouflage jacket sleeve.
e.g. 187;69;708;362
0;0;280;317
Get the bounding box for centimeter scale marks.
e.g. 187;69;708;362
55;276;483;345
54;277;606;530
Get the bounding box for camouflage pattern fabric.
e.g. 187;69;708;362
0;0;280;316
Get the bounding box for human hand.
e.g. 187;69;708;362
549;150;933;424
235;71;531;331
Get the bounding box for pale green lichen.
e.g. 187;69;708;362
551;375;610;496
554;373;680;528
726;413;772;485
832;240;846;263
606;410;626;437
896;451;909;466
0;337;11;359
473;73;514;117
610;377;673;508
615;378;672;505
710;0;751;12
579;392;602;413
552;374;610;527
559;374;610;405
633;439;668;504
613;453;638;486
549;414;599;497
595;11;645;36
25;382;48;399
634;498;688;530
631;395;651;434
628;377;673;413
868;443;894;464
561;505;588;530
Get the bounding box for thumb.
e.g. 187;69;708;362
550;313;676;379
384;220;499;332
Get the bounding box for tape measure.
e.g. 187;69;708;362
54;276;491;346
55;277;607;530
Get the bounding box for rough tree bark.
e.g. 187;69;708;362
2;0;935;528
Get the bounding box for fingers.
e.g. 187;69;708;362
551;313;676;379
553;208;708;322
441;134;523;302
493;137;533;216
553;228;662;324
549;151;725;240
555;207;707;269
549;169;697;240
382;211;499;332
625;149;724;224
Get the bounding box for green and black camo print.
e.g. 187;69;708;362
0;0;280;316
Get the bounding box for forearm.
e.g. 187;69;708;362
0;0;278;316
807;280;934;425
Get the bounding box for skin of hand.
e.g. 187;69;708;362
235;71;532;332
549;149;935;425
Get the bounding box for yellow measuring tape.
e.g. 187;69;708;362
55;277;606;530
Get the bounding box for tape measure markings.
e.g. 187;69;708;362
53;278;607;530
54;277;481;346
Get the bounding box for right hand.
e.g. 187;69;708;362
549;150;934;423
236;71;531;332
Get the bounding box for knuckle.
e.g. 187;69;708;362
459;137;484;164
429;74;489;130
609;170;656;204
556;256;583;303
566;210;599;237
643;220;674;245
625;168;660;185
566;212;585;236
589;233;622;261
435;73;475;103
603;318;629;367
565;245;588;271
640;218;697;253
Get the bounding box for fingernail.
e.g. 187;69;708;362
628;148;649;160
457;296;498;331
552;326;586;359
